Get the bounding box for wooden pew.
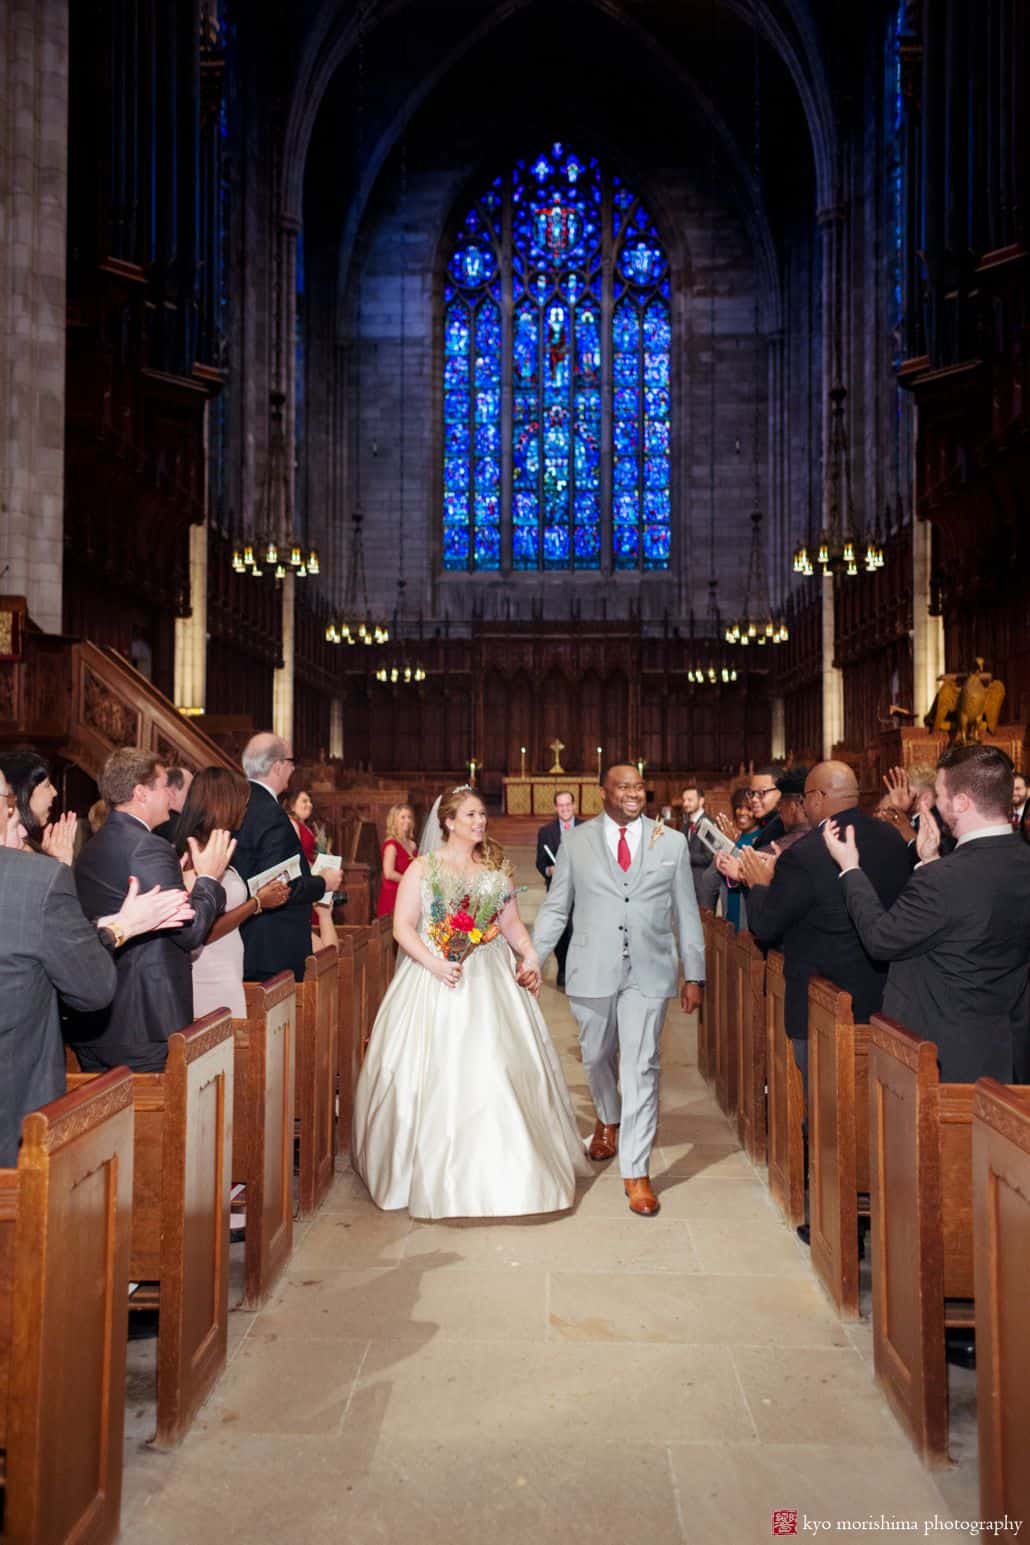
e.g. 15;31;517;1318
733;929;767;1165
972;1078;1030;1527
713;916;738;1118
335;926;369;1154
0;1070;134;1545
232;974;296;1309
697;909;715;1081
765;951;805;1228
296;945;339;1216
375;913;396;993
68;1013;235;1447
807;978;870;1318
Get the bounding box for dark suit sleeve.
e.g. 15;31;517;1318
236;806;325;908
130;834;226;950
536;825;554;881
747;850;815;948
840;864;949;960
39;862;118;1011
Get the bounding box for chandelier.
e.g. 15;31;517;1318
725;4;787;649
231;392;319;580
687;584;739;684
323;506;390;645
791;385;884;579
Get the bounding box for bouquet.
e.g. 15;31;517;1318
427;892;502;963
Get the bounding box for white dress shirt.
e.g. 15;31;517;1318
602;811;643;865
956;822;1015;846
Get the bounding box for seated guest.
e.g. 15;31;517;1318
177;768;290;1018
535;790;579;989
0;795;196;1165
377;803;417;918
743;761;912;1093
234;734;344;982
824;744;1030;1084
151;766;193;844
68;748;230;1072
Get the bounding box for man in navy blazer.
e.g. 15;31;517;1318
233;733;344;982
70;748;229;1072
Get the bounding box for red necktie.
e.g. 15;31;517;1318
617;826;632;872
688;821;696;838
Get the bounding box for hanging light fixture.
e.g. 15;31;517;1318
727;5;787;648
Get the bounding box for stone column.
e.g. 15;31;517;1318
0;0;69;632
770;694;786;761
174;522;208;713
821;576;844;758
817;205;846;760
329;697;344;760
273;571;295;744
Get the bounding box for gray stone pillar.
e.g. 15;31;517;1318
0;0;69;632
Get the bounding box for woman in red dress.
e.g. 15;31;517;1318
377;803;417;917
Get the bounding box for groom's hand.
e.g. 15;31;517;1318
681;980;703;1015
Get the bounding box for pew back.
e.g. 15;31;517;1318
296;945;339;1215
807;978;869;1318
972;1078;1030;1527
1;1069;134;1545
765;951;805;1228
733;930;767;1165
234;974;297;1309
697;910;715;1081
712;918;738;1118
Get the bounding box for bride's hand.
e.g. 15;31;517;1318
429;957;463;989
515;954;541;996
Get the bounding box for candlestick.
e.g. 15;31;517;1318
596;745;603;780
636;758;645;778
468;759;477;787
520;745;527;778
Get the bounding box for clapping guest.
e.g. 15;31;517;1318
377;804;417;919
68;748;231;1072
748;764;787;851
0;750;76;862
177;769;290;1018
720;787;759;929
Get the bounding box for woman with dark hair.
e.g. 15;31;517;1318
177;768;290;1017
0;750;76;862
722;786;759;931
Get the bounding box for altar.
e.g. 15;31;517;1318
502;776;604;816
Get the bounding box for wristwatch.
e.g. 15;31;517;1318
99;922;126;951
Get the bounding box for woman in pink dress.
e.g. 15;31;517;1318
376;803;417;917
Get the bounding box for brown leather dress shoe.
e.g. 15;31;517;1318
587;1121;619;1161
624;1176;660;1216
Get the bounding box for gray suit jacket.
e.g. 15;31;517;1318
532;815;704;998
0;848;118;1166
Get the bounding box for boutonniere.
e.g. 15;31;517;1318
648;817;666;849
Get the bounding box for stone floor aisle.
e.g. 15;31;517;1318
120;839;977;1543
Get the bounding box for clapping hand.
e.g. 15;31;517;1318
714;812;737;841
714;849;743;883
188;828;236;882
41;811;78;867
883;765;915;815
739;843;778;889
102;875;196;941
914;792;941;865
822;819;859;872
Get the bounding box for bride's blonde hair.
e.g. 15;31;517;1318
437;786;506;871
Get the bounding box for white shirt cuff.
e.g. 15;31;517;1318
837;865;860;878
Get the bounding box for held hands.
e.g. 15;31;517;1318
105;875;197;941
256;878;291;911
914;792;941;865
515;953;541;997
738;843;778;889
41;811;78;867
822;819;859;872
188;828;235;882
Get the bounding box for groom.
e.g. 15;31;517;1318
531;764;705;1216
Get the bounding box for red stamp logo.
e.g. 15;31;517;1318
772;1511;798;1536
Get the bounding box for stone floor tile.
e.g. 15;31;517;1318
404;1212;701;1273
685;1216;811;1277
288;1210;414;1270
731;1345;905;1445
197;1332;368;1435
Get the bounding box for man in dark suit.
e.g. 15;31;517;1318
151;766;193;845
234;732;344;982
825;744;1030;1084
68;748;229;1073
679;782;712;905
536;789;579;990
743;760;912;1089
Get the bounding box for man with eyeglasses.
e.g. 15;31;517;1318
748;766;788;852
744;760;912;1100
235;732;345;982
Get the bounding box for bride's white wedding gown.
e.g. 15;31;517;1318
351;855;590;1219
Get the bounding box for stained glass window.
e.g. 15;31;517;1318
442;145;671;572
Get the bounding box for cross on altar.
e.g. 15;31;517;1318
548;738;566;774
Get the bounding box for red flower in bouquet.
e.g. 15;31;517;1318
451;910;476;934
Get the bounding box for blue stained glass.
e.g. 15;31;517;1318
443;148;668;571
645;421;669;456
445;389;469;423
643;526;671;567
446;424;470;458
644;353;669;388
475;422;500;456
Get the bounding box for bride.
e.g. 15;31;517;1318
351;785;589;1219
